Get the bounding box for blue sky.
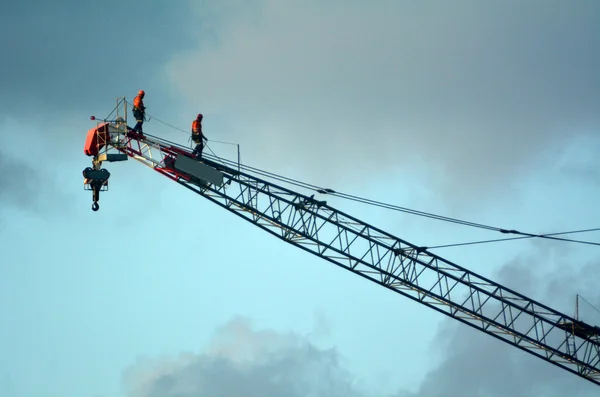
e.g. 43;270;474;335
1;1;600;396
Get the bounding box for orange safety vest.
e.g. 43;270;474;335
192;119;202;135
133;95;144;110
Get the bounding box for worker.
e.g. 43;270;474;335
191;113;207;158
132;90;146;134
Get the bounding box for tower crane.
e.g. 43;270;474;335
82;98;600;387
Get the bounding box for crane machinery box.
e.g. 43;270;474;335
84;123;110;156
174;154;224;187
84;122;128;157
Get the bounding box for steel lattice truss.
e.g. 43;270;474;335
107;130;600;387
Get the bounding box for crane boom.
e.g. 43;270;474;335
83;114;600;387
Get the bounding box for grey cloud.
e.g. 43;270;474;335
122;316;366;397
0;0;193;119
556;137;600;187
0;147;76;223
167;0;600;208
121;245;600;396
0;149;40;210
394;242;600;397
0;121;77;219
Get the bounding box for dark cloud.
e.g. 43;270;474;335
0;149;41;210
394;242;600;397
0;0;193;118
121;243;600;396
122;316;366;397
168;0;600;208
0;146;76;225
0;123;76;220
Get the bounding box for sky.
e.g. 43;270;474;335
1;0;600;396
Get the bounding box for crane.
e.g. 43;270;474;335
82;98;600;387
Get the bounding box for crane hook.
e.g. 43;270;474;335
92;202;99;211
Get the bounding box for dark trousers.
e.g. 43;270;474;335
133;109;144;132
192;135;204;157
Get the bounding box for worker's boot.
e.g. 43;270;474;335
193;144;202;159
133;122;144;134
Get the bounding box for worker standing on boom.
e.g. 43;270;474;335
191;113;206;159
132;90;146;134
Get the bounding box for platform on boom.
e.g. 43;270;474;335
174;154;224;186
98;153;128;162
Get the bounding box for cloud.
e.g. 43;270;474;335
122;316;366;397
121;241;600;396
0;117;81;221
394;241;600;397
167;0;600;207
0;0;192;119
0;146;77;227
555;135;600;187
0;149;41;211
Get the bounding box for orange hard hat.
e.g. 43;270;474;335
138;90;145;96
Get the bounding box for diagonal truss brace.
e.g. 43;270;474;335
110;131;600;387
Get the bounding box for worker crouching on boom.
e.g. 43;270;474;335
132;90;146;134
191;113;207;159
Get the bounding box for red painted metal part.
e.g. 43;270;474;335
83;122;110;156
114;132;195;183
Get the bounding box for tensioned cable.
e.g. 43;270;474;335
425;228;600;249
103;102;118;121
578;295;600;317
200;150;600;247
111;108;600;248
117;102;328;192
124;101;231;168
207;158;600;247
325;193;600;246
206;153;600;246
